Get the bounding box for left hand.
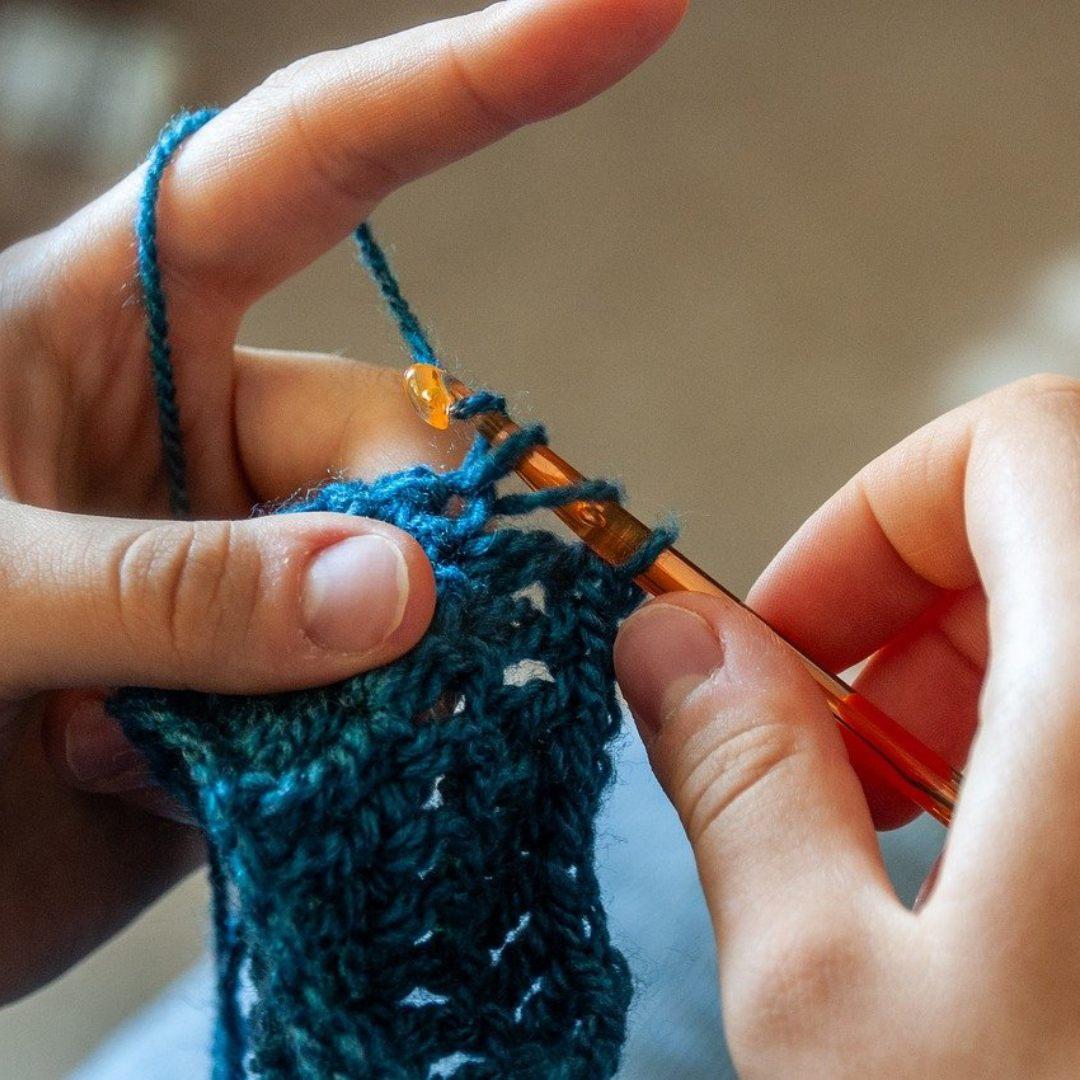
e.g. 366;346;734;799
0;0;687;1003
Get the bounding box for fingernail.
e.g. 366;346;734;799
65;700;150;789
615;603;724;735
302;534;408;653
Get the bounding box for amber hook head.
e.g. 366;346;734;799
403;362;469;430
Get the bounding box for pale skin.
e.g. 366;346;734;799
615;373;1080;1076
1;1;1075;1076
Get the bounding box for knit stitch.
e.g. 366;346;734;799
114;110;673;1079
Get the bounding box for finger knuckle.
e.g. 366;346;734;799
0;236;58;364
259;50;325;91
673;699;814;846
250;49;402;205
116;521;242;671
441;31;521;137
725;920;864;1069
0;237;40;318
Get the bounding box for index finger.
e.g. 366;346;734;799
748;410;978;674
747;399;981;826
748;375;1080;847
60;0;687;308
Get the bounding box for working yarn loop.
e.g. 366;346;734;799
114;109;674;1079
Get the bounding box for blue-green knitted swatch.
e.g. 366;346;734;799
112;110;673;1079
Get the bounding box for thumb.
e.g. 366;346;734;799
0;501;434;700
614;593;891;947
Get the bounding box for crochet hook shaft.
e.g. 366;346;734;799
403;363;961;826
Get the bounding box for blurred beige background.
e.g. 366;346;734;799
3;0;1080;1076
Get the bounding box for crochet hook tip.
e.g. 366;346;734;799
403;362;467;431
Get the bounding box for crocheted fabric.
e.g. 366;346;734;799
112;111;671;1079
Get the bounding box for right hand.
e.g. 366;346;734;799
615;374;1080;1076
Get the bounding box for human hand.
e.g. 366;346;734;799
0;0;686;1003
615;375;1080;1076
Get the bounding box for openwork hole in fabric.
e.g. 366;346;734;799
502;659;555;686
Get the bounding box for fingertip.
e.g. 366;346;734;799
615;597;725;742
525;0;691;50
297;519;435;665
617;591;833;763
633;591;824;700
623;0;692;51
847;597;983;830
381;523;437;657
474;0;688;122
40;691;196;827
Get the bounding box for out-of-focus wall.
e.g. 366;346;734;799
3;2;1080;1076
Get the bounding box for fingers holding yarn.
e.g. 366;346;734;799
232;348;469;502
66;0;686;311
16;0;685;519
0;502;435;700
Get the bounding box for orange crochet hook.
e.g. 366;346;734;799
403;363;961;826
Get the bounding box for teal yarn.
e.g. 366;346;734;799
355;221;440;369
135;107;220;517
116;110;675;1079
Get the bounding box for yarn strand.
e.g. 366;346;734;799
136;107;221;516
354;222;440;368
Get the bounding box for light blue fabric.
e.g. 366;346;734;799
72;722;943;1079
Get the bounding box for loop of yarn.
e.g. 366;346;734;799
116;110;676;1079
